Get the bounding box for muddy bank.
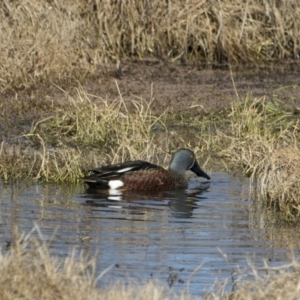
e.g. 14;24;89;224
3;60;300;115
85;60;300;112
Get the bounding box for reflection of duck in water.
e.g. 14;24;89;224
82;148;211;192
84;187;209;219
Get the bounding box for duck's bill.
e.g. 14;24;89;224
190;160;211;180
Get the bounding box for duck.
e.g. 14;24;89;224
83;148;210;191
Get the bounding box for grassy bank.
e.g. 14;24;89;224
205;259;300;300
0;87;171;181
1;0;300;90
1;86;300;218
2;231;299;300
221;96;300;218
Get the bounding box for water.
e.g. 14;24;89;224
0;172;299;297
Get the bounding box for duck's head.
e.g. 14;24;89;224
168;148;211;180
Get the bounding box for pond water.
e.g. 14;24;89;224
0;172;299;297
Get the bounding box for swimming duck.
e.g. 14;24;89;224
83;148;210;191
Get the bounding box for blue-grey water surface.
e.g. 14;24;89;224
1;172;299;297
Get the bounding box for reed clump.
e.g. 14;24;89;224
260;146;300;218
220;95;300;217
0;139;84;182
30;88;166;153
205;260;300;300
1;0;300;90
1;234;99;300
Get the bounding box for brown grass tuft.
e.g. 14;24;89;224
218;95;300;217
1;229;99;300
260;146;300;217
206;259;300;300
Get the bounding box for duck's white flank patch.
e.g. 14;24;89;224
116;167;134;173
108;180;124;189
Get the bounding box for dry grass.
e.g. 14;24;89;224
205;259;300;300
259;146;300;218
220;95;300;218
1;0;300;90
30;86;168;157
0;86;178;182
2;232;99;300
0;139;84;182
227;95;298;140
222;95;300;220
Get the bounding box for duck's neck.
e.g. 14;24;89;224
168;163;186;176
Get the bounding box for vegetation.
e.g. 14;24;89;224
205;259;300;300
1;1;300;297
0;87;171;181
221;96;300;218
1;0;300;90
